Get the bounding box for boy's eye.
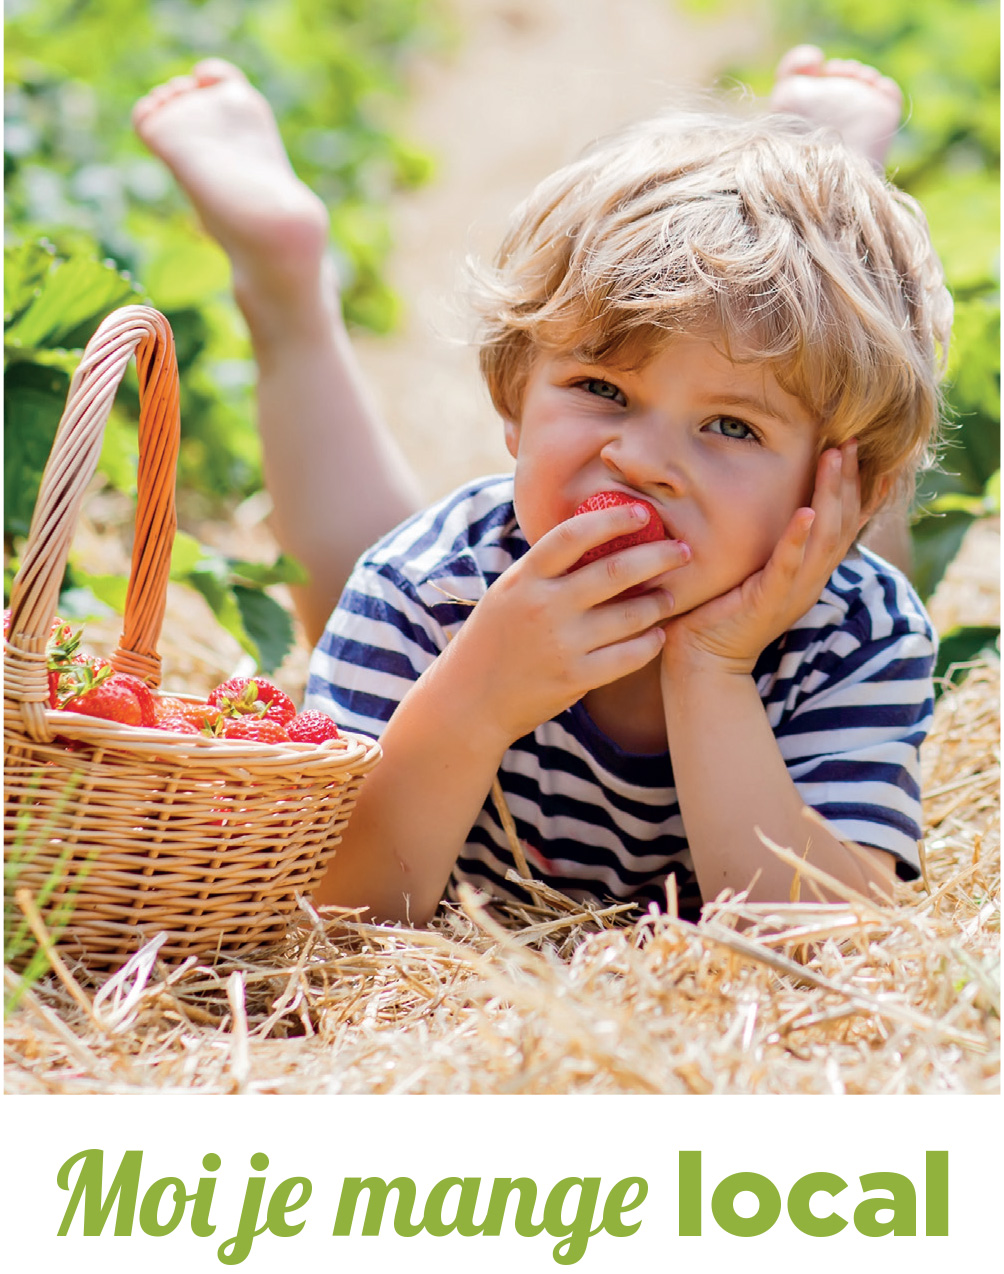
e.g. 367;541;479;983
706;415;759;442
578;378;626;406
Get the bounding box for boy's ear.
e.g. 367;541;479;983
503;417;521;459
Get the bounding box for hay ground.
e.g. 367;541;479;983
4;521;999;1096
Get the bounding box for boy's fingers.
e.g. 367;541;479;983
766;507;815;585
806;443;860;571
572;538;691;604
538;503;657;573
749;507;817;619
583;625;668;684
841;439;863;537
586;588;676;651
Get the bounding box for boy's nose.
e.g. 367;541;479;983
599;426;686;497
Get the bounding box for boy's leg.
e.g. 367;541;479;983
769;46;914;574
133;62;422;645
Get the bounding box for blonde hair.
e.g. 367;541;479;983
470;106;952;511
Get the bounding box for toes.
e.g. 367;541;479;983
191;58;247;87
819;57;904;110
132;75;197;128
823;58;876;82
875;73;905;107
775;44;825;79
165;74;199;99
820;58;903;103
133;63;245;132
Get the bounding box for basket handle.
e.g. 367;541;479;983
4;305;181;742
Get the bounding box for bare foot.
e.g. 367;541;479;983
133;59;330;315
769;44;903;169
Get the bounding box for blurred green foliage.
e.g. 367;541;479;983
4;0;997;669
730;0;1000;603
4;0;445;668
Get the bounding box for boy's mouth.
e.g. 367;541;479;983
576;489;677;541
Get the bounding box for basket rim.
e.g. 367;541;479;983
4;710;382;772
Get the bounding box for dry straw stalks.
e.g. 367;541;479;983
4;657;998;1096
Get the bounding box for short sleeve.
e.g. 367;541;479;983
770;604;936;879
304;563;451;739
303;476;519;741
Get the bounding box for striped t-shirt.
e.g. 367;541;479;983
306;475;935;918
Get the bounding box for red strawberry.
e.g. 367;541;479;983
54;653;108;705
155;714;202;736
222;716;291;744
154;695;189;721
155;696;223;734
3;610;83;706
287;710;341;744
208;676;296;726
62;672;157;728
570;491;667;569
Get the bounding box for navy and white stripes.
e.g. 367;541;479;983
306;475;935;918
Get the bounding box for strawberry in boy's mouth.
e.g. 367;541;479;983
570;490;668;570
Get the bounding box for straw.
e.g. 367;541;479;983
5;665;997;1095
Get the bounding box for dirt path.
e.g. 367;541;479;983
352;0;773;499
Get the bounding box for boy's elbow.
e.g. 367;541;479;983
310;859;439;928
859;845;898;898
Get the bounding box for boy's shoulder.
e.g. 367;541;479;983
358;473;525;603
756;547;936;708
788;545;935;656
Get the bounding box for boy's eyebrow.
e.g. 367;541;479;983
711;392;791;422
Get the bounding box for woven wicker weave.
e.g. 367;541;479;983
4;306;380;969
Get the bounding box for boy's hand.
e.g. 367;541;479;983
444;500;689;747
662;441;863;676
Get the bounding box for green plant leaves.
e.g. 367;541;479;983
934;626;1001;691
4;240;143;351
3;240;301;672
232;585;296;676
3;359;71;538
4;243;144;539
169;533;306;672
4;241;59;323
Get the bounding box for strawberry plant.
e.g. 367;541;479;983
4;244;308;673
208;675;297;726
5;0;444;672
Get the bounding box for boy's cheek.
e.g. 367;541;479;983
512;480;574;547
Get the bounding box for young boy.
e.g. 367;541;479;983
134;51;949;924
134;46;910;642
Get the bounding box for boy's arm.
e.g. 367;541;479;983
313;502;689;923
253;258;423;645
660;441;922;904
311;632;516;921
662;655;897;904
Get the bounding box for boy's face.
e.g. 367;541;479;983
504;333;822;616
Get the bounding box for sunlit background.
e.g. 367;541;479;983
5;0;999;671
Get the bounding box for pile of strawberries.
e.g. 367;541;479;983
3;608;339;745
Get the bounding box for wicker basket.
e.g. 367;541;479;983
4;305;380;969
